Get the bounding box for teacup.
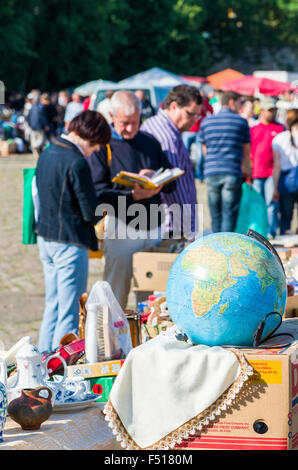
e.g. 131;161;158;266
54;377;90;403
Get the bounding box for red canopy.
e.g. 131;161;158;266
181;75;207;84
221;75;294;96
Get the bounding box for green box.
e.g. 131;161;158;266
88;376;116;402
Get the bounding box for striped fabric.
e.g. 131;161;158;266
141;109;197;234
199;108;251;178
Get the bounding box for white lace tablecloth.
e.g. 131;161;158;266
1;403;121;450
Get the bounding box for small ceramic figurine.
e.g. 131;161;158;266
7;387;53;430
79;292;88;340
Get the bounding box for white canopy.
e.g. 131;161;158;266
118;67;195;87
74;79;116;97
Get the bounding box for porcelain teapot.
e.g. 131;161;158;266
0;341;67;404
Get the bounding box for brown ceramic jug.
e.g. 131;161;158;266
7;386;53;430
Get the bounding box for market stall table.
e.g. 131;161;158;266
0;403;121;450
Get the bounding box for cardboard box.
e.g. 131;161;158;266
67;359;125;379
0;140;17;156
88;376;116;402
175;319;298;451
133;251;178;292
276;247;292;261
133;240;184;292
285;295;298;318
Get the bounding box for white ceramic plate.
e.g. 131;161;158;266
53;394;101;413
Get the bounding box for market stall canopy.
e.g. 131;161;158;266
118;67;195;87
207;68;245;90
74;79;116;97
180;75;207;84
221;75;295;96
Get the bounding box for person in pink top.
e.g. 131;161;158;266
250;97;284;238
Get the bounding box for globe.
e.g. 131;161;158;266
166;232;287;346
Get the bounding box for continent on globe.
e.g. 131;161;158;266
181;236;285;318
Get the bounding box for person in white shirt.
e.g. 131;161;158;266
97;90;114;124
64;93;83;129
272;109;298;234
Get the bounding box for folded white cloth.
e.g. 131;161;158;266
104;331;253;449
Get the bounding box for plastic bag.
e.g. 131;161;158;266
22;168;37;244
235;182;268;238
85;281;132;363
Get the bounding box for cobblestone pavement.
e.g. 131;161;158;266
0;153;211;350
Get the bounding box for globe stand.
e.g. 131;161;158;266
246;231;294;347
252;311;283;347
247;229;285;276
175;312;294;350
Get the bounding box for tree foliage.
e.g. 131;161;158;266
0;0;297;93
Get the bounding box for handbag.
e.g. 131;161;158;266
278;167;298;195
22;168;37;244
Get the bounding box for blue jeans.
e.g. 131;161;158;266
279;191;298;234
252;177;279;238
205;174;243;233
37;237;88;352
182;132;204;180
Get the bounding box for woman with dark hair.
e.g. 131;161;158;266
35;110;111;352
273;109;298;234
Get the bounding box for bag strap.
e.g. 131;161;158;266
107;143;112;167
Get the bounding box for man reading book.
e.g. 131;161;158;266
87;91;176;309
141;85;202;238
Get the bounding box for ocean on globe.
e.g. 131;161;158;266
166;232;287;346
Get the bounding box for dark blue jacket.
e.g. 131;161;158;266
27;103;49;131
86;131;175;229
36;137;99;250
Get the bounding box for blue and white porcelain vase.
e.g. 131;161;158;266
0;381;7;442
0;357;8;442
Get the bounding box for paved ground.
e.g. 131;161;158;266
0;153;211;350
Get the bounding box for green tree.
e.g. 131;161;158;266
0;0;38;92
26;0;111;91
107;0;209;80
0;0;297;93
199;0;298;68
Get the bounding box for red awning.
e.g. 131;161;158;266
181;75;207;84
221;76;294;96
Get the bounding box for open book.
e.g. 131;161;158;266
111;167;184;190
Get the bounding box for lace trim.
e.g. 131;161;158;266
103;349;254;450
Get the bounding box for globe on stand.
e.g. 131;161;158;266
166;232;287;346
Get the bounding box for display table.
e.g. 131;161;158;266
0;403;121;450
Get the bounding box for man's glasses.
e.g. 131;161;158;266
184;109;200;119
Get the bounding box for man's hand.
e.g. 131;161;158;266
132;183;162;201
272;189;280;203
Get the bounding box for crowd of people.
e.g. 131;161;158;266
3;84;298;352
184;89;298;239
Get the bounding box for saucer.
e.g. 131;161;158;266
53;394;101;413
